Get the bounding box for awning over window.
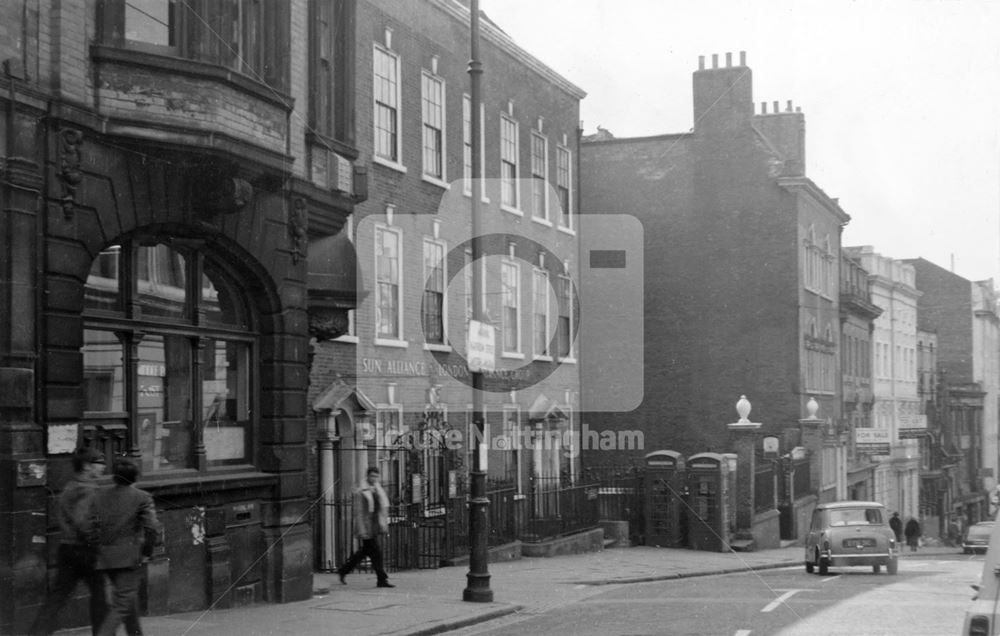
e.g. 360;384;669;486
307;229;366;340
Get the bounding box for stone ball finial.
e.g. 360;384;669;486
736;395;752;423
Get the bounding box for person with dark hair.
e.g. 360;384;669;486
29;447;107;636
92;458;161;636
337;466;394;588
889;512;903;544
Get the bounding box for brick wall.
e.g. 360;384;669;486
908;257;975;384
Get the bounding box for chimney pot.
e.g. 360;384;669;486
773;100;779;112
761;102;767;114
796;107;801;113
786;100;793;112
739;51;746;66
726;52;732;67
712;54;718;68
699;55;705;70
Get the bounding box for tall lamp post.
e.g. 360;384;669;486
463;0;493;603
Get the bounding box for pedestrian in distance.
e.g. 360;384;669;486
92;457;161;636
29;447;108;636
889;511;903;544
904;517;921;552
337;467;394;588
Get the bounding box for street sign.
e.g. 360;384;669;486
467;320;496;372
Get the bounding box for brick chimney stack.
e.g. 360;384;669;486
692;50;752;134
753;97;806;177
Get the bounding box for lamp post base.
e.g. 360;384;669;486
463;572;494;603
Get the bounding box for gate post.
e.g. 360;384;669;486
728;395;762;533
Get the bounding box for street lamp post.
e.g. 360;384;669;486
463;0;493;603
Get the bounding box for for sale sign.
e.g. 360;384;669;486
855;428;891;454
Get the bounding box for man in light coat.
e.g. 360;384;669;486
336;466;394;588
29;447;107;636
92;458;161;636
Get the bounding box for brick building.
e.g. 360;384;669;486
307;0;585;571
906;257;997;525
0;1;364;631
579;53;849;481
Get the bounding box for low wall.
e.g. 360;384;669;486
521;528;605;558
792;494;818;542
442;541;522;567
750;509;782;549
599;520;630;547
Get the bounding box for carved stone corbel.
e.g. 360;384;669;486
289;198;308;264
59;128;84;220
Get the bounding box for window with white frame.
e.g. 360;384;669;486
530;133;548;221
556;275;574;358
556;146;572;229
462;96;473;194
423;239;446;345
421;72;445;180
533;269;550;358
373;45;401;163
501;260;520;353
500;116;519;209
375;225;402;340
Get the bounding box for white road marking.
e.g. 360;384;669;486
734;630;752;636
762;589;807;613
819;574;842;583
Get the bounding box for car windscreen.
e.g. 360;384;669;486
828;508;883;526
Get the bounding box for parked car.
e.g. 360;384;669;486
963;522;994;554
963;512;1000;635
803;501;898;575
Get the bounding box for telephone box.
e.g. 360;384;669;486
644;450;685;548
685;452;730;552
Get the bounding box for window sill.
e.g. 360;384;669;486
500;204;523;217
375;337;409;349
556;225;576;236
557;356;577;365
530;216;553;228
462;190;491;204
501;352;525;360
373;155;408;174
421;174;450;190
424;343;452;352
334;334;359;344
533;354;554;362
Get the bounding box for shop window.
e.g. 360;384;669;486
82;240;255;473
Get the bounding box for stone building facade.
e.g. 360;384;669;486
0;1;363;631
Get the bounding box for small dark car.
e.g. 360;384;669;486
804;501;898;575
964;521;994;554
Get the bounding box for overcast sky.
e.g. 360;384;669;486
481;0;1000;285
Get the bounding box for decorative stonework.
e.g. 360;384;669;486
289;198;308;264
2;157;43;191
307;306;349;341
58;128;84;220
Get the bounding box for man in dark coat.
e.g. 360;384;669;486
29;447;107;636
337;467;394;588
889;512;903;544
92;458;161;636
904;517;921;552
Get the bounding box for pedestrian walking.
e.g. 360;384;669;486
889;512;903;544
337;467;394;588
92;458;161;636
904;517;921;552
29;447;107;636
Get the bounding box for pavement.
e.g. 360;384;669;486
55;543;961;636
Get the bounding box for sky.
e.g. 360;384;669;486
481;0;1000;284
